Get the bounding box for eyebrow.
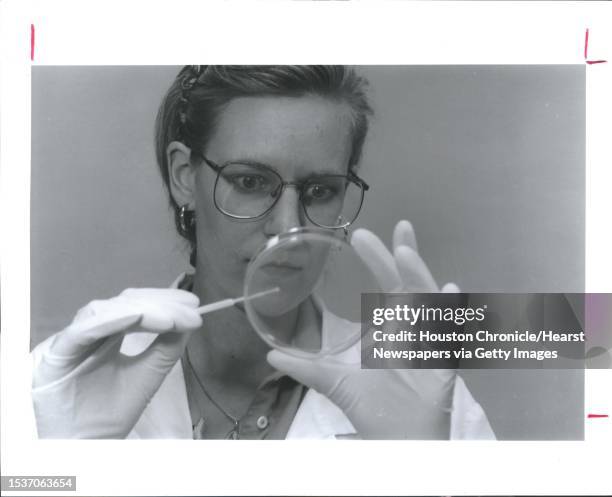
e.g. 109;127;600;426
222;158;346;178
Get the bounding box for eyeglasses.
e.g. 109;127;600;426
199;155;369;229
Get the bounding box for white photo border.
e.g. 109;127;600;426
1;1;611;495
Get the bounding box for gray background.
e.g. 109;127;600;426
31;66;585;439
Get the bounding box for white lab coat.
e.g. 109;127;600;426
31;275;496;440
118;331;495;440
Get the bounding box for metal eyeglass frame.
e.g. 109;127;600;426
198;154;370;229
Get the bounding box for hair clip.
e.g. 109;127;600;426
178;66;205;127
180;65;204;91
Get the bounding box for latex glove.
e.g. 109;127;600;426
32;288;202;438
268;220;458;439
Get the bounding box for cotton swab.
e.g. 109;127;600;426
196;287;280;315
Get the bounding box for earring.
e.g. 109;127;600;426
179;204;195;235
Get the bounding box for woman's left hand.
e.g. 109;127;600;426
267;220;458;439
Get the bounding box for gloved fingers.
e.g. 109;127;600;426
360;326;381;350
110;293;202;332
70;289;198;327
132;329;192;374
392;368;457;391
55;293;201;358
118;300;201;373
267;349;355;396
393;245;438;292
53;312;143;358
162;301;203;329
73;302;98;323
441;282;461;293
35;333;125;388
71;298;123;324
390;369;457;411
351;228;402;292
119;288;200;307
128;300;202;333
392;219;418;253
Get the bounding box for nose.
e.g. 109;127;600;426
263;185;305;236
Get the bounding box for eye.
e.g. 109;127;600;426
230;174;270;193
304;183;337;201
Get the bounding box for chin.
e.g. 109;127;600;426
197;258;246;299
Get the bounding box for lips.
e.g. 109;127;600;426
255;251;309;280
258;257;305;277
261;261;304;271
247;245;311;269
245;257;304;268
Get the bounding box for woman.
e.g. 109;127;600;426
31;65;494;440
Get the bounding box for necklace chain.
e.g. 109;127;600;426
184;348;241;439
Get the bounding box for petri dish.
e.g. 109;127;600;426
243;227;381;358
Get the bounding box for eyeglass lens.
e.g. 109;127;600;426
213;163;364;227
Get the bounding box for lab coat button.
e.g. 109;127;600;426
256;415;269;430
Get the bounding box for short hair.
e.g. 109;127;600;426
154;65;373;249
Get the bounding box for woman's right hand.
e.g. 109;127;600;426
32;288;202;438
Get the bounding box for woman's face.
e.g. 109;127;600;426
193;95;355;299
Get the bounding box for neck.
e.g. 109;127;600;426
188;271;276;389
189;310;273;383
184;279;276;427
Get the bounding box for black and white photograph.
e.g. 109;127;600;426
30;65;584;440
2;1;612;495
